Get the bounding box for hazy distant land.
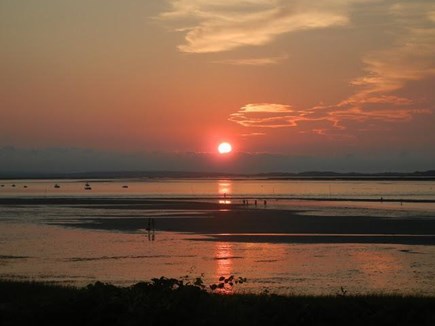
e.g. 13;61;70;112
0;169;435;180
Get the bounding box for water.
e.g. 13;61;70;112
1;178;435;200
1;222;434;295
1;178;435;295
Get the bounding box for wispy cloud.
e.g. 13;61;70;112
343;2;435;105
229;102;429;132
161;0;351;53
229;103;320;128
229;103;300;128
240;103;292;113
240;132;266;137
228;1;435;135
212;54;287;66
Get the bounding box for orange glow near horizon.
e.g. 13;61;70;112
1;1;434;171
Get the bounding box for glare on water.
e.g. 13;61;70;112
1;178;435;295
1;222;435;295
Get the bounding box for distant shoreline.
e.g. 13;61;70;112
1;169;434;180
1;196;435;204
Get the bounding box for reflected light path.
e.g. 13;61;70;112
218;180;232;197
218;180;232;205
213;242;235;293
214;242;234;278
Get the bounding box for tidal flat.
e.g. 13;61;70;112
1;196;435;296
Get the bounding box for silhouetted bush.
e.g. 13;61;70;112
1;279;434;325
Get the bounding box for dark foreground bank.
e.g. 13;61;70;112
1;280;434;326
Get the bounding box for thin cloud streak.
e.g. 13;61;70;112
229;102;429;130
161;0;352;53
343;2;435;105
240;103;293;113
228;1;435;135
240;132;266;137
212;54;288;66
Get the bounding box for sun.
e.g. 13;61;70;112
218;142;232;154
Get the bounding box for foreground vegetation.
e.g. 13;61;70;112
1;278;434;325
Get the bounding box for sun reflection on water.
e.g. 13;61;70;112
218;180;232;206
218;180;231;197
213;242;235;293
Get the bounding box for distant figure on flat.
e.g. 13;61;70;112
147;218;155;241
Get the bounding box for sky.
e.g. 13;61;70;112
1;0;435;173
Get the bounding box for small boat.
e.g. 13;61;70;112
54;184;60;189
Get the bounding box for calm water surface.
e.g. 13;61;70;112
1;222;434;295
1;179;435;295
1;178;435;200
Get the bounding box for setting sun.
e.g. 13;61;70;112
218;142;232;154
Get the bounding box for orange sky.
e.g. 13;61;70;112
1;0;434;172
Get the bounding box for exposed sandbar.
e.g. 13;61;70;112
10;197;432;245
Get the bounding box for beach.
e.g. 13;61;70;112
1;193;435;295
2;197;435;245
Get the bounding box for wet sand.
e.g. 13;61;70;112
2;197;433;245
57;210;435;245
2;197;435;295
